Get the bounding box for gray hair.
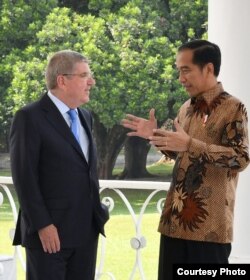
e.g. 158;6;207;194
45;50;89;90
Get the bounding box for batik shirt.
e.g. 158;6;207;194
158;82;249;243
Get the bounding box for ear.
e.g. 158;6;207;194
206;62;214;75
57;75;66;88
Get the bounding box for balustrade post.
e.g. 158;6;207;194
1;177;169;279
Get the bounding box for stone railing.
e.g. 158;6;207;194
0;176;169;280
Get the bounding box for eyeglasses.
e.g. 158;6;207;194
62;72;94;79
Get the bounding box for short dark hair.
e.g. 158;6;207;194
178;40;221;77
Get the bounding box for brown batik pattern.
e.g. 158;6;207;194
158;83;249;243
161;154;209;232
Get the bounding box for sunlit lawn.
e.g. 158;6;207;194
113;161;173;179
0;163;173;279
1;214;162;280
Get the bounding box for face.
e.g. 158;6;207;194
59;61;95;108
176;49;212;97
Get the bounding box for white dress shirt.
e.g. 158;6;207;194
47;91;89;162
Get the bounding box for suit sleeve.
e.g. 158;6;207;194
10;109;53;233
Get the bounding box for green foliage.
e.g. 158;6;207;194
9;3;179;127
0;0;208;158
162;0;208;42
0;0;207;123
11;58;47;111
0;0;57;55
89;0;129;13
0;0;58;151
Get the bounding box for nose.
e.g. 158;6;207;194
88;77;96;86
179;72;186;84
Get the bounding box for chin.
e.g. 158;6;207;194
187;90;198;97
82;97;89;104
185;90;193;97
188;93;196;97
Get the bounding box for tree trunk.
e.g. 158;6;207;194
92;113;127;179
119;137;152;179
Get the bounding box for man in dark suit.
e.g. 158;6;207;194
9;50;109;280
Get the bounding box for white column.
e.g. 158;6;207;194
208;0;250;261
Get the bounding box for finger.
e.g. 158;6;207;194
149;135;166;141
41;240;48;253
152;129;168;136
123;123;137;130
127;132;139;137
150;140;167;147
126;114;140;122
51;240;59;254
54;234;61;252
149;108;156;121
55;238;61;252
174;119;182;132
121;119;134;126
50;227;60;253
43;241;53;254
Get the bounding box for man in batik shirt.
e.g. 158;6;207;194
122;39;249;280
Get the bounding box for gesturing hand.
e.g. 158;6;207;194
149;119;191;152
38;224;60;254
121;108;157;139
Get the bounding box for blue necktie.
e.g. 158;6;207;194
67;109;80;143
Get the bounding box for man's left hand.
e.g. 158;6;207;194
149;119;191;152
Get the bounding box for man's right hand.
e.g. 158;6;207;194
38;224;60;254
121;108;157;139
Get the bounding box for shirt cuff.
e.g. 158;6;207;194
188;137;207;157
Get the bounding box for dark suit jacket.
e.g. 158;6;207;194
9;94;109;248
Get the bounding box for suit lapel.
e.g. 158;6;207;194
78;109;94;166
39;94;87;162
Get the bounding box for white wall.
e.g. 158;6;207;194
208;0;250;260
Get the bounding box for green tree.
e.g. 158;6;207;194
8;5;176;178
119;0;208;178
159;0;208;43
108;0;208;178
3;0;208;178
0;0;57;151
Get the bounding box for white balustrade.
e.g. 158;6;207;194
0;176;169;280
